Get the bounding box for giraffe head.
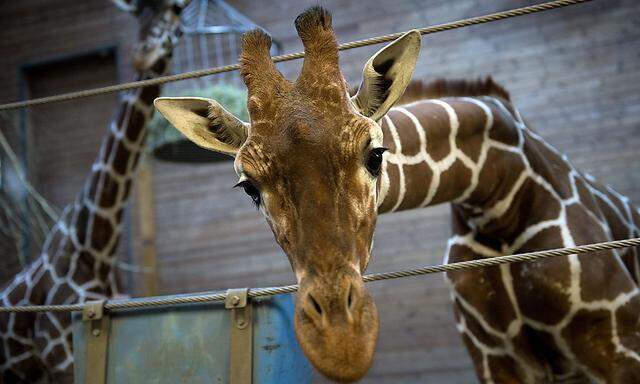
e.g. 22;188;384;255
112;0;187;72
155;7;421;382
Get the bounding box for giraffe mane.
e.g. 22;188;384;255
350;77;511;106
399;77;511;105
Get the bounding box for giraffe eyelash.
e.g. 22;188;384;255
365;147;387;177
234;179;261;208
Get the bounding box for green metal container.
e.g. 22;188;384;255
72;292;312;384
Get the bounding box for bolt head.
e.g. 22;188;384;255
231;296;240;306
87;310;95;319
237;319;246;327
92;329;101;337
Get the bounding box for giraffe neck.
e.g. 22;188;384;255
377;96;570;247
52;57;170;295
0;4;184;380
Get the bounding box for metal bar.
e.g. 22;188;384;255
213;34;225;84
228;33;239;86
136;158;159;296
226;288;253;384
82;301;110;384
184;33;196;79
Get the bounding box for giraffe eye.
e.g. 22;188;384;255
365;147;387;176
234;180;261;207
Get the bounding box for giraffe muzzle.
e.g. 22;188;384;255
294;272;379;383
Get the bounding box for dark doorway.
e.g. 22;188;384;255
23;48;118;208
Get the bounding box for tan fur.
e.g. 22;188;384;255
235;8;382;382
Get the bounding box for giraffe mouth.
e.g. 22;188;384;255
293;274;379;382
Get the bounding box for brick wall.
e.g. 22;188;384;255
0;1;138;103
2;0;640;382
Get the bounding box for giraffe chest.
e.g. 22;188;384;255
446;194;640;382
447;236;576;328
446;238;583;380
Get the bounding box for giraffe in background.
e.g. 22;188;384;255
0;1;188;382
377;79;640;383
155;7;640;382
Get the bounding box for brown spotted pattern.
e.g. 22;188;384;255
378;81;640;383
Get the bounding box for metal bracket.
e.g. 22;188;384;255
81;300;110;384
225;288;253;384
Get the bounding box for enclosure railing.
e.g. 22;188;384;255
0;0;593;111
1;238;639;313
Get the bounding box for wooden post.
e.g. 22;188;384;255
136;156;159;296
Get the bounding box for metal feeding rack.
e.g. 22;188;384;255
151;0;280;162
168;0;280;91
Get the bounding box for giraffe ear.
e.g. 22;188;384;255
154;97;249;156
351;30;422;121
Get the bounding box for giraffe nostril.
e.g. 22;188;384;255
308;293;323;316
347;284;354;310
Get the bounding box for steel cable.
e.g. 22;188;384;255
1;237;638;313
0;0;593;111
